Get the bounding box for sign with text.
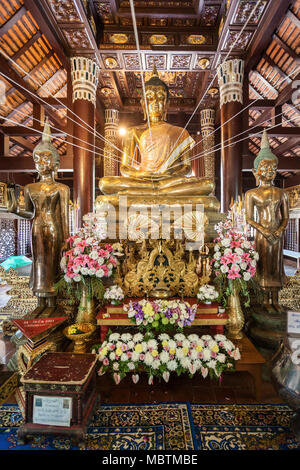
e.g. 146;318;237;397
287;311;300;335
33;395;72;427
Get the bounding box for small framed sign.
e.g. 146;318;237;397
287;310;300;336
33;395;72;427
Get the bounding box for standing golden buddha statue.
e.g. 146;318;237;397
245;130;289;352
7;119;70;318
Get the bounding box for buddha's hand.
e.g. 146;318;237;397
7;187;18;213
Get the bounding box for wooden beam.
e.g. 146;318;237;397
245;0;293;73
273;137;299;155
0;6;26;34
0;55;66;129
249;99;276;109
249;71;300;127
0;155;73;172
273;34;300;63
262;53;292;83
13;32;42;60
254;70;279;96
248;126;300;137
22;0;69;70
286;9;300;30
243;155;300;171
10;137;35;152
1;125;65;137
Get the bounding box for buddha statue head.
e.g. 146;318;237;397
33;117;60;178
141;65;169;123
253;130;278;185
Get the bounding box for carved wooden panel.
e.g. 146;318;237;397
47;0;81;23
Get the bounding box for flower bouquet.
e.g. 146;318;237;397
96;331;241;384
104;285;125;305
212;209;259;308
197;284;219;304
124;299;197;332
56;216;120;322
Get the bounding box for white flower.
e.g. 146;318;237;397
214;334;226;342
121;333;132;342
131;352;140;362
221;238;231;247
160;351;170;364
152;360;161;370
175;348;185;360
109;333;120;341
109;352;116;360
180;357;191;369
95;269;104;278
121;353;128;362
112;362;119;371
147;339;158;349
254;252;259;261
224;248;232;256
144;352;154;366
216;353;226;363
235;248;243;256
203;349;211;361
242;241;250;249
250;260;257;267
220;265;229;273
240;262;247;271
80;267;89;276
167;360;178;371
128;362;135;370
243;272;251;281
214;251;221;260
73;274;81;282
64;274;71;283
133;333;144;343
89;250;99;260
187;334;199;342
158;334;170;341
190;350;199;360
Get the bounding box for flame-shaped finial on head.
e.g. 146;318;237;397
260;129;270;150
151;63;159;77
253;129;278;170
42;116;51;143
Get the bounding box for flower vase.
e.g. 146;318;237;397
75;284;96;324
226;282;244;340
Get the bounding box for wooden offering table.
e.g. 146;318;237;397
97;298;228;342
234;335;266;401
18;352;99;446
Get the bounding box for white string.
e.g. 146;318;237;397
0;114;125;169
0;47;125;156
179;64;300;163
129;0;156;190
167;0;264;162
171;115;299;172
1;101;124;166
178;98;300;168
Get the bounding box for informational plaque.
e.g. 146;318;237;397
287;311;300;335
33;395;72;427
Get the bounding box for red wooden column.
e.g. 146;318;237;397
217;59;244;212
71;57;100;226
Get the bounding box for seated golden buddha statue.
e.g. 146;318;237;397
99;66;215;198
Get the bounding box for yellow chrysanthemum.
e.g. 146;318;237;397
100;347;108;357
196;345;203;352
182;347;189;356
212;345;219;353
116;348;122;356
169;348;176;355
151;350;158;357
135;344;143;353
162;340;169;348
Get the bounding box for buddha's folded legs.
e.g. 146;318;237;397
99;176;158;194
99;175;215;196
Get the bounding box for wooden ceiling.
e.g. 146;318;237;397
0;0;299;180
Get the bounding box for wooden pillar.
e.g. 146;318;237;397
217;59;244;212
71;56;100;225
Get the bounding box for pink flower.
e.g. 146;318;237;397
230;240;241;248
139;354;145;361
227;268;241;279
103;358;109;366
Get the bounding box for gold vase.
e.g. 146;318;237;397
75;285;96;324
226;283;244;340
